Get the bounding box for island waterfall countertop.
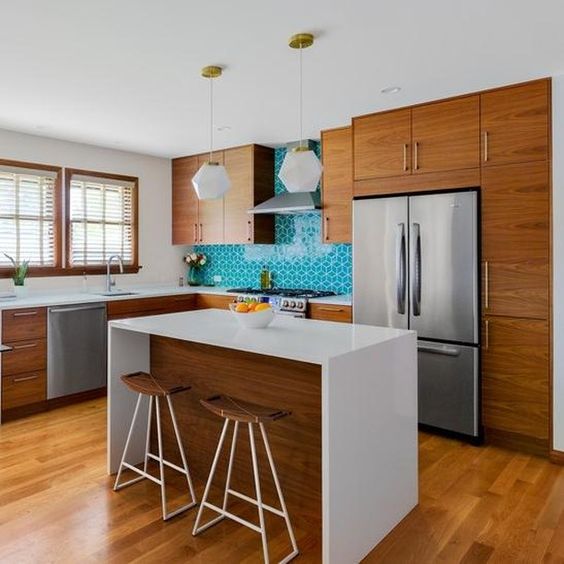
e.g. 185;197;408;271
108;309;417;562
0;285;351;311
110;308;402;365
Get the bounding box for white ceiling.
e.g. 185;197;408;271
1;0;564;158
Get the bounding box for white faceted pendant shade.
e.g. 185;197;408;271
278;149;323;193
192;163;231;200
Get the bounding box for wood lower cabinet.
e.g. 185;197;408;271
195;294;235;310
482;161;550;319
482;316;549;451
481;79;549;167
308;304;352;323
353;108;411;180
223;145;274;244
107;294;197;320
321;126;352;243
411;96;480;174
172;156;199;245
1;307;47;418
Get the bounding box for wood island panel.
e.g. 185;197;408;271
149;336;322;557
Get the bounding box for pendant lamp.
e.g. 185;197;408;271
278;33;323;193
192;66;231;200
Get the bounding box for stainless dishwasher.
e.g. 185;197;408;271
47;302;107;399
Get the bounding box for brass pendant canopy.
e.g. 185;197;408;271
289;33;314;49
201;65;222;79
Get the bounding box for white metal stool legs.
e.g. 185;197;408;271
192;419;299;564
113;392;197;521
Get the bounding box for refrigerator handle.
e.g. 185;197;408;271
412;222;422;316
396;223;407;314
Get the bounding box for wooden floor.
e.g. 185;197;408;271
1;399;564;564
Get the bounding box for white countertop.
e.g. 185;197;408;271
0;285;351;310
109;308;411;365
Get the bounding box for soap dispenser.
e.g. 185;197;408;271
260;265;272;290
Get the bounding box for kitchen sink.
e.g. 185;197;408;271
95;290;138;297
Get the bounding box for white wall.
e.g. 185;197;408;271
0;128;186;292
553;76;564;451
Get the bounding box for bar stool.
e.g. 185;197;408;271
113;371;197;520
193;394;299;564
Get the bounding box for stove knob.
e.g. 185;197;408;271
290;300;296;308
282;299;289;308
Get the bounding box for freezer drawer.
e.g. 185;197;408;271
47;303;107;400
418;340;479;437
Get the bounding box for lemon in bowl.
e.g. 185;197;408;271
229;302;275;329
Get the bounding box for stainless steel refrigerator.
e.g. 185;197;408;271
353;191;480;439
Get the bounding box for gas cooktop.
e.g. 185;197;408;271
226;288;336;299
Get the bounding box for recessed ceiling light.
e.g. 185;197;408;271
216;125;231;132
381;86;401;94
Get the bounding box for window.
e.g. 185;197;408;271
66;170;138;269
0;160;62;270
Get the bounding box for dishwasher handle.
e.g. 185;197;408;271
49;304;106;314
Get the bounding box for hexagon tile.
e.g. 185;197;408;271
192;143;352;294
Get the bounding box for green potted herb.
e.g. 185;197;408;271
4;253;30;297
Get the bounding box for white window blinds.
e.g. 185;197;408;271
68;175;136;267
0;165;58;267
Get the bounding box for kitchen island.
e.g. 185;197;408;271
108;309;417;563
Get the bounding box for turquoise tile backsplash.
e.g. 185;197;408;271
192;143;352;294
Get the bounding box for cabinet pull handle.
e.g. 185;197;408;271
485;319;490;350
247;220;252;242
484;261;489;310
484;131;489;162
318;306;345;312
13;374;39;383
13;342;38;350
324;216;330;241
199;223;203;242
414;142;419;170
193;223;198;243
13;311;38;318
403;143;408;171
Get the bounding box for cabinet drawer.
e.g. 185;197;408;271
2;338;47;376
2;307;47;342
196;294;235;310
308;304;352;323
107;295;197;319
2;370;46;410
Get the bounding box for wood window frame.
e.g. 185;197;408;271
0;158;64;278
64;168;140;275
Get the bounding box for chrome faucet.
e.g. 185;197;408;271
106;255;124;293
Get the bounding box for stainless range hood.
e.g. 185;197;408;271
248;191;321;215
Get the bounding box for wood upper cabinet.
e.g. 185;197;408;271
197;152;225;244
481;79;550;166
411;96;480;173
353;108;411;180
224;145;274;244
172;156;199;245
321;126;352;243
482;316;549;444
482;161;549;319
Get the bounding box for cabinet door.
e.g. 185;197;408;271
197;152;224;244
411;96;480;174
353;109;411;180
172;156;199;245
321;127;352;243
481;79;549;166
482;316;549;443
224;146;253;244
482;161;549;319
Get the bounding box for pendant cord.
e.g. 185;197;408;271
209;77;214;162
299;45;304;150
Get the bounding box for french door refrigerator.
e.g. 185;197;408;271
353;190;480;440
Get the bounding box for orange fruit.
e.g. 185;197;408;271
255;303;271;312
235;303;249;313
247;302;257;312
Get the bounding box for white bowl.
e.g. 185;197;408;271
229;304;275;329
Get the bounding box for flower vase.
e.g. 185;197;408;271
187;267;202;287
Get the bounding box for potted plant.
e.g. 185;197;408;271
4;253;30;297
184;252;207;286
